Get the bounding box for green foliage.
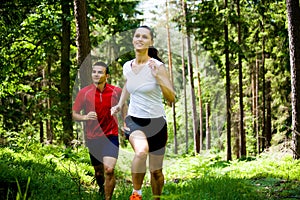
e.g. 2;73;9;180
0;0;142;144
0;0;297;194
1;141;299;199
0;144;97;199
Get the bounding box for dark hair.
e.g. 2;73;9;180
93;61;109;74
136;25;163;63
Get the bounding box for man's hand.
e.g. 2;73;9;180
84;111;97;120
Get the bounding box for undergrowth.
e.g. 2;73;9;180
0;142;299;200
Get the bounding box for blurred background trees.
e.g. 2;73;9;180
0;0;298;160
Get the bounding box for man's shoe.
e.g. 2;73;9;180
130;191;142;200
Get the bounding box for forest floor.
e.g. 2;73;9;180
115;143;300;199
0;142;300;199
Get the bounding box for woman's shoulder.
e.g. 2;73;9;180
123;59;134;67
123;59;134;73
150;58;163;66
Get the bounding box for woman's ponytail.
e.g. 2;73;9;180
148;46;163;63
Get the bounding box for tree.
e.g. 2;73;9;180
182;0;199;154
165;0;178;154
181;34;189;154
224;0;232;161
195;44;204;152
236;0;246;158
206;102;211;150
61;0;73;145
74;0;92;88
286;0;300;159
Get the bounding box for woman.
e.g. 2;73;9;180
111;25;175;200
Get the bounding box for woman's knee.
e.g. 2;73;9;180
151;169;164;179
135;149;149;159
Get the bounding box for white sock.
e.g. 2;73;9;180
133;189;142;196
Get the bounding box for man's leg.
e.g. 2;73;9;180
93;164;105;194
103;156;117;200
149;154;165;200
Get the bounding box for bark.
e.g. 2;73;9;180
261;5;266;152
251;61;257;147
166;0;177;154
255;57;260;154
266;80;272;148
206;103;211;150
74;0;92;88
182;0;198;154
224;0;232;161
195;44;203;152
237;0;246;157
46;56;53;143
286;0;300;159
61;0;73;145
181;34;189;154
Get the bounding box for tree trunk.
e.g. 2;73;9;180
206;103;211;150
261;8;266;152
181;34;189;154
237;0;246;157
46;56;53;144
39;68;45;144
252;60;257;153
255;57;260;154
40;121;44;143
224;0;232;161
166;0;177;154
74;0;92;88
195;44;203;152
266;79;272;148
182;0;198;154
61;0;73;145
286;0;300;159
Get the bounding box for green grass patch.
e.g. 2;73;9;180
0;143;299;199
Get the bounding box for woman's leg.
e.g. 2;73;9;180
149;153;165;200
129;130;149;190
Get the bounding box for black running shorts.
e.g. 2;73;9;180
124;116;168;155
87;135;119;166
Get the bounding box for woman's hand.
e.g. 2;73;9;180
148;59;159;78
111;104;121;115
149;60;175;104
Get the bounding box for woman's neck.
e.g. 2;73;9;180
135;50;150;65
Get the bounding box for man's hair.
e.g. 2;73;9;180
93;61;109;74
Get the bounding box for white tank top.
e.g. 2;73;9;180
123;58;166;118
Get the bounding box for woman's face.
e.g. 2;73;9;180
132;27;153;50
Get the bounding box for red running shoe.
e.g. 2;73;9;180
130;191;142;200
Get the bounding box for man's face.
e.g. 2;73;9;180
92;65;107;85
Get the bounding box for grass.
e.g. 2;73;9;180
0;143;299;200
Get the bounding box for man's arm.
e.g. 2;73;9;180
72;111;97;121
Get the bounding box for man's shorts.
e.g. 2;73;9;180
124;116;168;155
86;135;119;166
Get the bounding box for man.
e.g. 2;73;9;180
72;61;127;200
